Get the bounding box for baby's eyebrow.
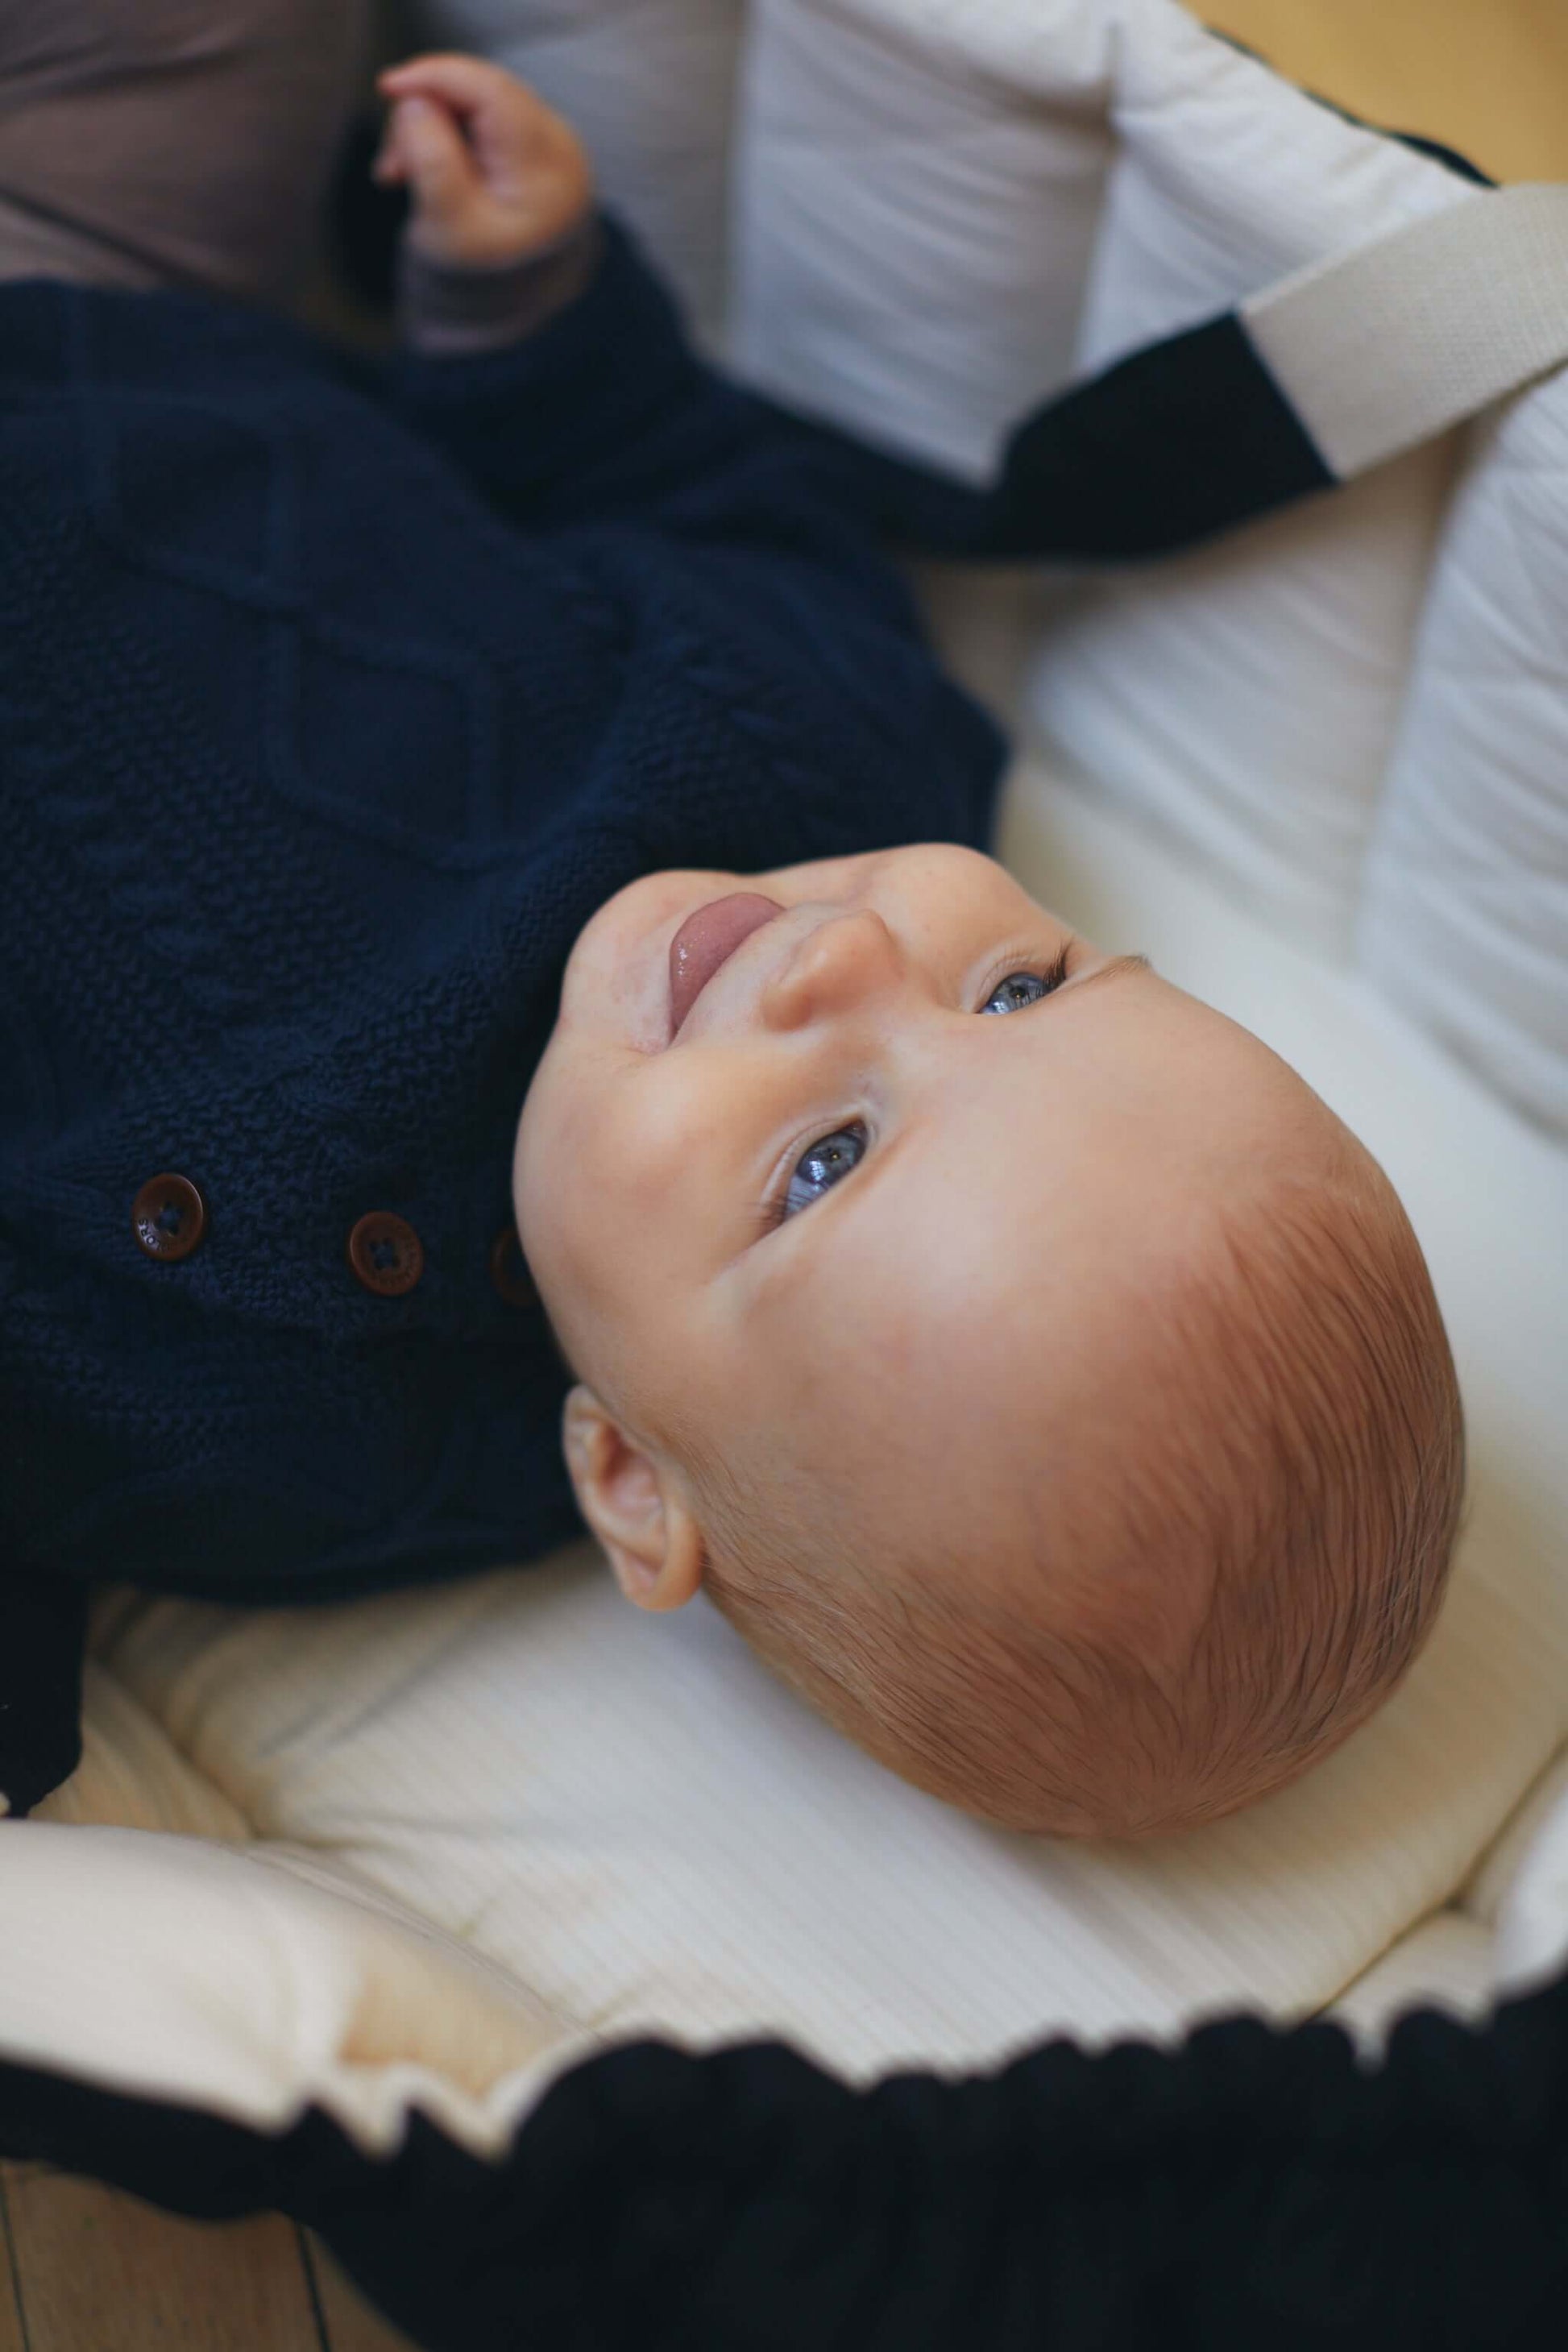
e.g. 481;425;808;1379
1070;950;1151;993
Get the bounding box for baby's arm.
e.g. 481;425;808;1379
0;1569;86;1819
375;60;919;606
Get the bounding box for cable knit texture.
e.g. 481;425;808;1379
0;214;1006;1813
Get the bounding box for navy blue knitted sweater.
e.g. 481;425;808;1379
0;216;1006;1813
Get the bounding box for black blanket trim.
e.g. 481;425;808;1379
0;1571;85;1819
811;313;1337;564
3;1960;1568;2349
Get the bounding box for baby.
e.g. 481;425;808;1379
0;31;1462;1838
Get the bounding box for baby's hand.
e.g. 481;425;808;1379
373;55;594;275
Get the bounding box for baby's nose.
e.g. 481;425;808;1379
760;906;904;1031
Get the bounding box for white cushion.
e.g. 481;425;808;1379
0;1819;582;2155
1359;365;1568;1139
732;0;1114;479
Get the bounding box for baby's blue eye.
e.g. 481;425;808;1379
981;970;1050;1014
782;1123;867;1221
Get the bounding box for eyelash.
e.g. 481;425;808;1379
978;940;1072;1008
753;944;1073;1236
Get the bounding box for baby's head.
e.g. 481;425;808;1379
515;845;1463;1839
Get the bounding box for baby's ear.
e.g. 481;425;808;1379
561;1387;704;1612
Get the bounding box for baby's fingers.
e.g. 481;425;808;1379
381;95;479;225
375;51;593;271
378;52;518;132
371;105;410;185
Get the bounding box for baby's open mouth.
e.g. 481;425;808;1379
667;892;782;1037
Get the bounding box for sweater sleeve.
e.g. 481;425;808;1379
387;210;769;523
0;1568;86;1819
385;205;1007;837
384;211;931;628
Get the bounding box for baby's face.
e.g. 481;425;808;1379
514;844;1340;1634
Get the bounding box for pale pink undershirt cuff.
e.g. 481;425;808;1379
396;215;606;357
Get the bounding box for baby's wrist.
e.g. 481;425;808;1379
397;214;604;357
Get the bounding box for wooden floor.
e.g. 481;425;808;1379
5;4;1563;2348
0;2165;416;2352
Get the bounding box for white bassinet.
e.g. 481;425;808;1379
5;2;1568;2343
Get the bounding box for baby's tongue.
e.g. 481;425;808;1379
668;893;783;1036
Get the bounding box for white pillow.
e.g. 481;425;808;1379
1359;365;1568;1143
1024;0;1478;955
732;0;1114;479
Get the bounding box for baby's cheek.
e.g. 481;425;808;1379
525;1030;766;1385
560;1059;701;1266
608;1064;718;1224
515;1047;604;1266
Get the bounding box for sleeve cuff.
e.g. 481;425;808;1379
396;218;608;358
388;209;699;500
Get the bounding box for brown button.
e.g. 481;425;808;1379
488;1224;537;1309
347;1211;424;1297
131;1173;207;1263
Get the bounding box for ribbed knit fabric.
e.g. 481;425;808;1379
0;214;1006;1813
